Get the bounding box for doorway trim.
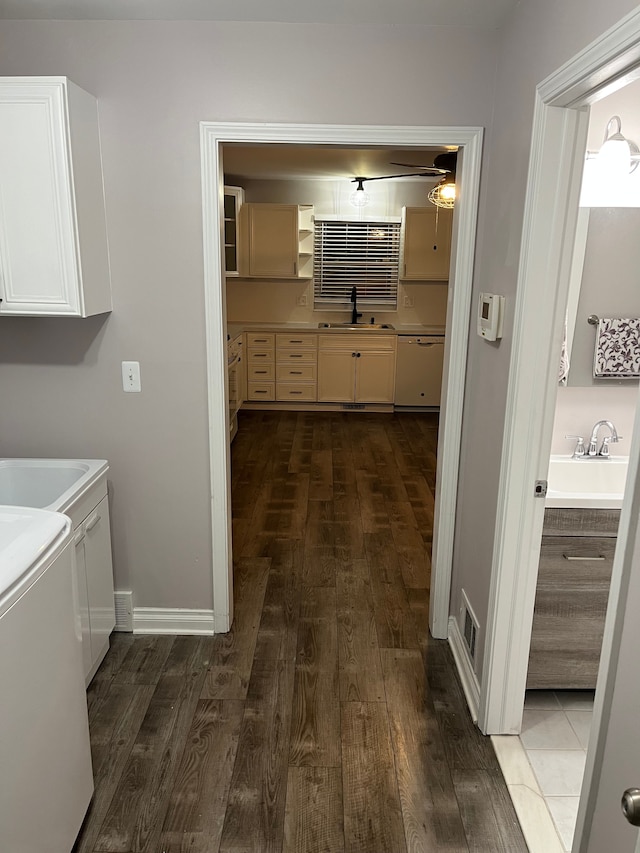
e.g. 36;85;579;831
200;122;483;637
479;6;640;738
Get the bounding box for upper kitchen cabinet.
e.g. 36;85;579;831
0;77;112;316
239;203;313;279
223;185;244;276
401;206;452;281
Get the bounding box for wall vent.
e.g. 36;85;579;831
461;590;479;662
114;590;134;632
343;403;366;410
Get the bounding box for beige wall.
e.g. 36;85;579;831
0;19;498;610
448;0;640;680
226;177;448;327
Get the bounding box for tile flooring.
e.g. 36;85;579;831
495;689;594;852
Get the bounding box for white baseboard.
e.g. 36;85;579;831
132;607;216;635
448;615;481;723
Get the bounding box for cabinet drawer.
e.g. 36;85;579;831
246;333;275;348
276;349;317;364
247;348;275;363
247;381;275;400
537;536;616;588
276;333;317;349
276;383;317;402
276;364;316;381
319;334;396;351
247;363;275;380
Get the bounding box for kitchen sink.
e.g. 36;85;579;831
318;323;395;330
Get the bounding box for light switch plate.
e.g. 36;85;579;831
122;361;141;392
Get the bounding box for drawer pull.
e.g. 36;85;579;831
254;353;267;358
289;354;303;358
290;371;302;375
254;338;268;343
255;370;268;374
289;339;303;343
289;391;303;395
563;554;606;561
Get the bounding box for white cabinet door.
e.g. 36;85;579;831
0;78;111;316
73;530;93;679
401;207;452;280
83;495;116;675
317;350;355;402
245;204;298;278
356;351;396;403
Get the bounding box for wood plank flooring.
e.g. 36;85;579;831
75;411;527;853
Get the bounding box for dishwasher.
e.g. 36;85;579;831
395;335;445;407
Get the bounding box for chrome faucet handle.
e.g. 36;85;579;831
565;435;586;458
599;435;622;457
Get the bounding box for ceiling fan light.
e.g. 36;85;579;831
428;180;456;209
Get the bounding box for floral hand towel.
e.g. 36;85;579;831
593;318;640;378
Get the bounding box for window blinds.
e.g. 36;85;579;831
313;219;401;306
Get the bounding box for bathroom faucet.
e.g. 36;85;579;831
588;420;621;457
350;286;362;325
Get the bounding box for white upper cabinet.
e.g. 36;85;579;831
0;77;112;316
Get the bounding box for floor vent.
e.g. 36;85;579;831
114;590;134;632
461;590;479;662
343;403;366;410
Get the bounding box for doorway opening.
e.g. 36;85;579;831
199;123;483;644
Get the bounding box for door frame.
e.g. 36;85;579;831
479;5;640;741
199;121;483;636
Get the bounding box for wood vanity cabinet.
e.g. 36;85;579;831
400;206;452;281
317;334;397;404
527;507;619;689
0;77;111;316
239;203;313;279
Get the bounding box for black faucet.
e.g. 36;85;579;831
350;286;362;325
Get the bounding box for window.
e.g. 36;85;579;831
313;219;401;308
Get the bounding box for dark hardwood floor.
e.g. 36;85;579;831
76;411;527;853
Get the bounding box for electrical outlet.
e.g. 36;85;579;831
403;294;414;308
297;292;308;307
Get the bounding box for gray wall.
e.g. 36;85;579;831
447;0;640;680
569;208;640;387
0;19;499;610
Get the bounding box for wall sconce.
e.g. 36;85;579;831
587;116;640;179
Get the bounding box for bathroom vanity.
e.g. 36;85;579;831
528;472;621;689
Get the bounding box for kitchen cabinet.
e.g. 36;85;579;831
0;77;111;316
223;186;244;276
276;333;318;402
401;206;452;281
246;332;275;401
239;203;313;279
318;334;396;403
527;507;619;689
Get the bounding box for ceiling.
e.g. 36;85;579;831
223;144;454;182
0;0;520;29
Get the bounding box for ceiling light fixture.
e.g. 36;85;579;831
350;177;370;208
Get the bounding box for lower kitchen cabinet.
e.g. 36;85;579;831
317;334;396;404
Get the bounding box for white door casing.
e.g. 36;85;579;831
200;122;483;636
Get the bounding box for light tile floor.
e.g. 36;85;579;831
521;690;595;851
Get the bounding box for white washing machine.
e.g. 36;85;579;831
0;506;94;853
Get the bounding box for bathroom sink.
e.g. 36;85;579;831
546;454;629;508
0;459;108;512
318;323;395;330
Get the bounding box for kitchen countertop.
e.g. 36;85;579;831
227;322;445;339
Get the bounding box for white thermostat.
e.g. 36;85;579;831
477;293;505;341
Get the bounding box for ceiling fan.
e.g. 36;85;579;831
351;151;458;208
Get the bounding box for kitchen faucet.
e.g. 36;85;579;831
350;286;362;325
588;420;621;457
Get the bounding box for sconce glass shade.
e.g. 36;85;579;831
596;116;632;182
428;180;456;209
580;115;640;207
350;179;370;208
